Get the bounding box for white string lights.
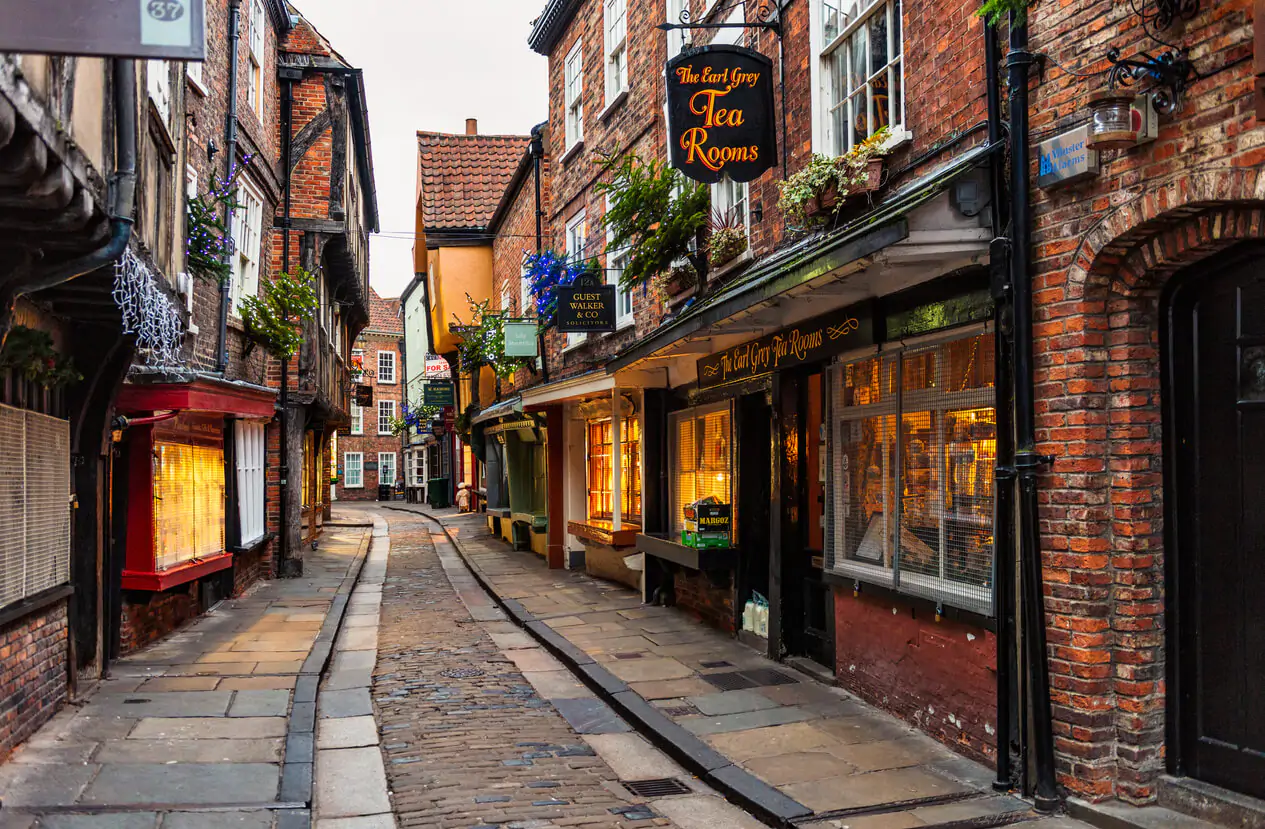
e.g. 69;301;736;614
113;247;186;369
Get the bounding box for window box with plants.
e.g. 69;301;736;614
778;127;891;227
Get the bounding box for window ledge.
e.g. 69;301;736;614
569;520;640;547
562;337;589;353
709;246;754;282
122;552;234;592
560;140;586;165
186;73;208;97
884;128;914;152
230;532;274;556
599;90;630;121
607;319;635;336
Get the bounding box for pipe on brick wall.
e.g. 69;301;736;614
530;121;549;384
217;0;243;373
1006;14;1060;813
277;71;295;575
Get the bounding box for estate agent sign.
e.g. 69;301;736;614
556;273;616;334
697;305;875;390
0;0;207;59
666;44;778;184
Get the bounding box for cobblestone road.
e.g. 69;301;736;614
372;511;679;829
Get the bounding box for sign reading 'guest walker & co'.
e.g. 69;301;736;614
557;274;616;334
666;44;778;184
697;306;875;390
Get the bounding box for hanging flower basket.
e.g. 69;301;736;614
802;157;885;220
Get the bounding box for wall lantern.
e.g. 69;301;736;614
1086;89;1160;150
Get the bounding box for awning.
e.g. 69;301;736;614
520;369;614;408
471;396;523;426
117;375;277;418
607;142;1000;374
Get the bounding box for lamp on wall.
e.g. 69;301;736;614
1103;47;1197;115
1086;88;1142;150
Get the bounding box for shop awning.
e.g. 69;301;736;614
520;369;614;408
117;374;277;418
607;142;1000;375
471;396;523;426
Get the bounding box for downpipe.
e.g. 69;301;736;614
1006;14;1061;813
217;0;242;373
530;121;549;384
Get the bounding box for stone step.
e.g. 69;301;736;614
1160;776;1265;829
1069;796;1230;829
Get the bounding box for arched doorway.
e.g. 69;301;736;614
1164;242;1265;799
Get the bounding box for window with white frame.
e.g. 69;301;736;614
666;0;689;59
817;0;903;155
186;166;199;200
709;4;751;248
520;256;535;317
234;421;266;546
248;0;265;114
377;351;396;384
565;42;584;149
605;0;628;105
566;211;587;347
229;178;264;317
408;450;426;487
350;403;363;435
378;453;397;489
501;283;513;316
605;195;633;328
378;399;395;435
343;452;363;488
147;60;172;124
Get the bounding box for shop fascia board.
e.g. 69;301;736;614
521;370;614;408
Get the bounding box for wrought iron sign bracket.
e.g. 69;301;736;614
1106;46;1197;113
656;1;783;38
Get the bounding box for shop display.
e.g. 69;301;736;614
682;496;731;548
670;404;732;541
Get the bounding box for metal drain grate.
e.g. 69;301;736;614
123;698;152;704
613;652;644;660
623;778;692;798
699;660;732;669
702;671;760;691
440;667;486;679
741;668;800;687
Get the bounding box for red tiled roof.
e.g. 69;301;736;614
367;287;402;333
417;132;528;230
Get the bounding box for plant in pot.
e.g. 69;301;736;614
0;325;82;388
707;206;749;271
777;126;892;227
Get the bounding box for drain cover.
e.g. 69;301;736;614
122;698;152;704
623;778;691;798
741;668;800;687
702;671;759;691
699;660;732;669
613;652;644;660
440;667;486;679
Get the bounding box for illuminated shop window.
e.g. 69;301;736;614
586;417;641;523
153;422;226;571
669;403;732;540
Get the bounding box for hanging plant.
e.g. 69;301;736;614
777;126;892;227
239;267;318;359
596;153;710;294
0;326;81;387
453;294;536;380
185;155;251;284
523;249;587;328
454;404;475;444
390;401;441;437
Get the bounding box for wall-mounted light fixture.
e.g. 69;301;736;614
1105;47;1197;115
751;202;764;222
1086;87;1160;151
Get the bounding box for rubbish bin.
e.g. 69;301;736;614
377;484;392;501
427;477;450;509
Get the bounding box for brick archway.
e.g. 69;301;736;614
1036;183;1265;805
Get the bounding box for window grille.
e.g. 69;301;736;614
669;404;733;540
378;351;396;383
827;331;995;614
378;399;395;434
0;406;71;607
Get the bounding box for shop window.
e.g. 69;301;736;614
344;452;363;488
815;0;904;155
0;406;71;608
379;452;396;489
827;331;995;614
152;417;226;571
586;417;641;523
407;451;426;487
235;420;266;546
669;403;732;540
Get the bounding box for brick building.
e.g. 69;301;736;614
1023;0;1265;813
338;289;404;502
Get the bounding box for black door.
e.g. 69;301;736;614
1168;245;1265;799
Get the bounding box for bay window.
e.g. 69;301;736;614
817;0;904;155
605;0;628;105
565;42;584;150
234;420;266;546
827;331;995;614
344;452;363;488
586;417;641;524
670;404;733;541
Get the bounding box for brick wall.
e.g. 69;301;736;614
493;142;551;396
1026;0;1260;803
0;601;69;762
120;584;201;655
233;540;274;595
673;569;735;634
834;589;997;765
337;292;404;501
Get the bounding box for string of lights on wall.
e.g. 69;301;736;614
113;248;186;369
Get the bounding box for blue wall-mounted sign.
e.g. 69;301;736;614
1037;125;1099;189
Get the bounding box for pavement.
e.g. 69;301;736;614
0;516;372;829
387;504;1096;829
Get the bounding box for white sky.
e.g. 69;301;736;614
290;0;549;298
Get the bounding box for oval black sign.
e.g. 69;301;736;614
665;44;778;185
147;0;186;22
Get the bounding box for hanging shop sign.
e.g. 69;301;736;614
0;0;207;59
423;381;455;407
354;385;373;407
666;44;778;184
503;320;540;358
698;305;875;390
425;354;452;379
1036;125;1100;189
557;273;616;334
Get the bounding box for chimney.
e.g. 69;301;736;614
465;118;478;136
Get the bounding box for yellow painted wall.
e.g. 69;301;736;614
428;245;493;355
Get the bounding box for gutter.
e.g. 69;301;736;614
217;0;243;373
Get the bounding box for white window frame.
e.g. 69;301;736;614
605;195;633;329
564;41;585;151
378;452;397;489
350;403;363;435
229;177;264;318
234;421;266;546
147;59;172;124
501;283;513;316
378;399;396;435
377;350;397;384
344;452;363;488
666;0;689;60
248;0;265;114
565;211;588;348
813;0;905;156
186;18;207;92
520;256;535;318
604;0;628;106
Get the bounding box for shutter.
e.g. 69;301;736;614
25;410;70;595
235;421;265;545
0;406;27;606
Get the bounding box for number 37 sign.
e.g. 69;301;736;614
0;0;206;60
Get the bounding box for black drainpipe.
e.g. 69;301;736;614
529;121;548;384
984;18;1015;795
217;0;242;373
1006;13;1060;812
278;68;297;572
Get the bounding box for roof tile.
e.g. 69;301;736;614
417;132;528;230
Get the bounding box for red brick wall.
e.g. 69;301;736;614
337;293;404;502
1026;0;1259;803
674;569;735;634
0;601;68;762
834;589;997;765
120;584;201;655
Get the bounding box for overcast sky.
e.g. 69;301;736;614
291;0;549;298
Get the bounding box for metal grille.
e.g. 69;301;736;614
0;405;70;607
623;778;692;798
703;670;760;691
827;332;996;615
741;668;800;687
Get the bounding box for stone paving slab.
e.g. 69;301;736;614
314;747;391;818
93;738;284;764
80;763;281;805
